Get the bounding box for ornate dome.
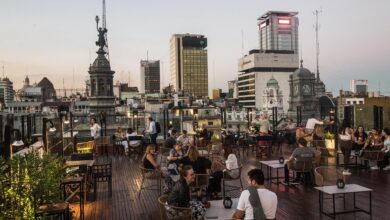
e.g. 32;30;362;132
266;75;279;87
293;60;313;77
90;49;111;71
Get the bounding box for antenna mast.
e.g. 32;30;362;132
314;9;322;82
102;0;110;60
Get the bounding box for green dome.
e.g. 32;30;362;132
266;76;279;87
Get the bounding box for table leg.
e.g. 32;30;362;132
369;191;372;216
319;191;322;213
276;168;279;184
353;192;356;209
332;194;336;219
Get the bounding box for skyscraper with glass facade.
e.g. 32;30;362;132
140;60;160;93
258;11;299;53
170;34;208;98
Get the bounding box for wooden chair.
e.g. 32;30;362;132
158;194;192;220
138;165;161;198
314;166;345;187
36;202;70;220
92;159;112;201
287;159;313;185
222;165;243;198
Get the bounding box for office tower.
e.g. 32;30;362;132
140;60;160;93
0;77;14;106
258;11;299;53
170;34;208;98
350;80;368;95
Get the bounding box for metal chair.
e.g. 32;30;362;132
222;165;243;198
113;138;125;156
92;159;112;201
138;165;161;198
287;159;313;185
128;135;143;156
189;174;210;200
158;194;192;220
159;147;171;166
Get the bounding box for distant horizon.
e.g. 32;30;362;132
1;0;389;96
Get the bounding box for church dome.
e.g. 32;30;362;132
293;60;313;77
266;75;279;87
91;53;110;70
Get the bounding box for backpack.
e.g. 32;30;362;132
155;122;161;133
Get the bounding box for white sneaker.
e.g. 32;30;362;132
342;170;351;175
370;166;379;170
383;165;390;171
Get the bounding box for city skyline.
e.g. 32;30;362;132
1;0;390;96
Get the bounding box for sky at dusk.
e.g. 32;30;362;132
1;0;390;96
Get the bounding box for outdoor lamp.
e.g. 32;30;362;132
47;120;56;133
73;119;79;123
279;157;285;164
336;178;345;189
223;196;233;209
12;129;24;147
63;115;70;124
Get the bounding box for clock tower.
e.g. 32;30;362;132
262;75;284;118
288;60;318;122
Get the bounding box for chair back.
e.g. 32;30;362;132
363;150;385;161
190;174;210;189
128;135;143;141
313;150;322;167
139;165;160;180
288;159;313;173
312;140;325;148
158;195;192;220
223;165;242;180
93;160;112;181
314;166;345;186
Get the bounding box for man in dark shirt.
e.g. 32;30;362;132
167;165;195;207
164;129;177;148
283;137;314;185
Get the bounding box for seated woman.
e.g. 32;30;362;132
181;146;212;174
115;127;129;155
362;127;383;170
168;142;185;165
353;125;367;153
207;145;238;198
167;165;206;220
142;145;160;170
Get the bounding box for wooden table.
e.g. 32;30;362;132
314;184;372;219
205;198;239;220
65;160;95;167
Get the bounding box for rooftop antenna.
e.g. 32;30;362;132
313;8;322;82
241;29;244;56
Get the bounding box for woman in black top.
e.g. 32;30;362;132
143;145;160;170
167;165;205;220
181;146;211;174
353;125;368;152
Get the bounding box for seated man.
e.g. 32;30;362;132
164;129;177;149
283;137;314;185
233;169;277;220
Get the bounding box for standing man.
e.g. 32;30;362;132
147;117;158;146
233;169;278;220
305;114;323;135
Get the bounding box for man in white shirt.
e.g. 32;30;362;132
305;114;323;135
233;169;277;220
146;117;157;146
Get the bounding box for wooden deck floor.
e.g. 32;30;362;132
69;147;390;220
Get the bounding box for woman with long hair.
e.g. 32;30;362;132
142;145;160;170
338;119;355;175
353;125;367;153
181;145;211;174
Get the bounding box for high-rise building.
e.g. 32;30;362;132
0;77;14;106
258;11;299;53
350;80;368;95
237;11;300;112
170;34;208;98
140;60;160;93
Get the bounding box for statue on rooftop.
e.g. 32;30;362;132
95;16;107;50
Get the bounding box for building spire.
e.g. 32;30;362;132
300;59;303;68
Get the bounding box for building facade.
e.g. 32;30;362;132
0;77;14;107
170;34;208;98
237;50;299;110
258;11;299;53
140;60;160;94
